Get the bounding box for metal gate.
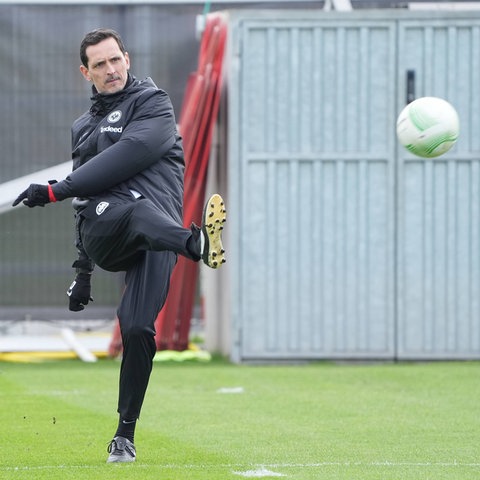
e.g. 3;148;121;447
226;10;480;361
397;18;480;358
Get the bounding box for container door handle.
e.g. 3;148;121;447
406;69;415;104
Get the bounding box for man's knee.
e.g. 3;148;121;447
121;324;156;355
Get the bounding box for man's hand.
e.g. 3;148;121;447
12;183;57;208
67;273;93;312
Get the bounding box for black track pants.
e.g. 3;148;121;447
79;198;197;272
77;197;198;419
116;249;177;419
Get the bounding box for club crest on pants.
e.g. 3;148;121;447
96;201;109;215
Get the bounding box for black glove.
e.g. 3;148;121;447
12;182;56;208
67;273;93;312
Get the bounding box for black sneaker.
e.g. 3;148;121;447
201;194;226;268
106;436;136;463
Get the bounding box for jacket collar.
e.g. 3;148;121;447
89;73;136;116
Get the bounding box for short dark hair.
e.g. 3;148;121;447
80;28;127;68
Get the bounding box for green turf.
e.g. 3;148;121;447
1;358;479;479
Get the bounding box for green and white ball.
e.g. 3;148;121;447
396;96;459;158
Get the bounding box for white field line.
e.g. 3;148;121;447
2;461;480;472
233;469;286;477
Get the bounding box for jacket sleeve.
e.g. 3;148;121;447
69;206;95;279
52;90;177;200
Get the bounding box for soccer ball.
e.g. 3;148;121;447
396;96;459;158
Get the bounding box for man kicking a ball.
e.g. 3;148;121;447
12;28;226;463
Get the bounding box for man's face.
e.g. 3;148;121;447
79;37;130;94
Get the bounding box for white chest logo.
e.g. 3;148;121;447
107;110;122;123
96;202;109;215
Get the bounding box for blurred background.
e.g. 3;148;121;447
0;0;321;321
2;0;480;363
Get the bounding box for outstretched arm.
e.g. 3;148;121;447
53;90;177;200
12;90;177;207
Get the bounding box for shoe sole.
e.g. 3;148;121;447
107;455;136;463
202;194;226;268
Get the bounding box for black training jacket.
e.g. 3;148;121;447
52;74;185;225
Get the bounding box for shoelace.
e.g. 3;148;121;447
107;439;118;454
107;439;135;457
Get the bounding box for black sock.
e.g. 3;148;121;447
186;223;202;261
115;417;137;443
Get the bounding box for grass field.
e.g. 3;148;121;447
1;358;480;479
